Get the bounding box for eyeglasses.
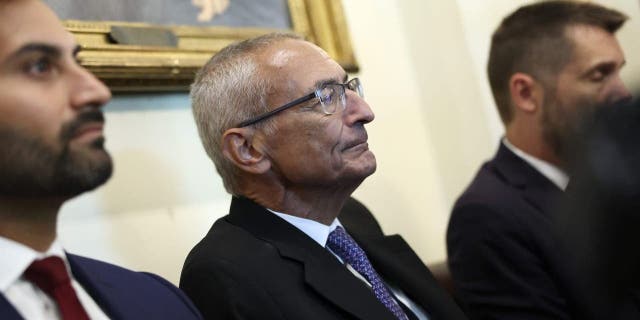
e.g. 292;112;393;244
236;77;364;127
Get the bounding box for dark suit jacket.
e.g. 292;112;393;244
181;196;466;320
557;101;640;320
447;143;589;319
0;254;202;320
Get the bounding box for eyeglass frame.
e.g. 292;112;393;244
235;77;363;128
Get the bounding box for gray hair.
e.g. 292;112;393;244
191;32;302;195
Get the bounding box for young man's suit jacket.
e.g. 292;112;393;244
447;143;589;319
0;254;202;320
180;196;466;320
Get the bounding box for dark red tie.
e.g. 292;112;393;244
24;257;90;320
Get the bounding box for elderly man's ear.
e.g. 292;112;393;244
221;128;271;174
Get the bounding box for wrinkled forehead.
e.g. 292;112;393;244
0;0;74;60
257;39;344;99
265;39;331;67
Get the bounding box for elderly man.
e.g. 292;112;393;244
0;1;201;319
447;1;632;319
180;33;466;320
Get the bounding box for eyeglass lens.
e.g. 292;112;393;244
317;78;364;114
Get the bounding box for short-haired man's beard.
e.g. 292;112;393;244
541;94;598;166
0;110;112;198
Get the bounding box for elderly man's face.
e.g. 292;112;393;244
541;24;631;160
258;39;376;189
0;0;112;197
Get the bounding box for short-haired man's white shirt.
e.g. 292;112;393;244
503;137;569;190
0;236;110;320
268;209;430;320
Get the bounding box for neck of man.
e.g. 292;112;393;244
506;121;564;169
0;197;64;252
244;182;357;226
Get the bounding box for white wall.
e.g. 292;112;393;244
59;0;640;284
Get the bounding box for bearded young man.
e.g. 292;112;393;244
446;1;632;319
0;1;201;319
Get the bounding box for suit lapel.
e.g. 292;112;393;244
355;234;467;320
522;178;563;218
227;197;396;320
493;143;563;218
0;294;23;320
301;250;396;320
67;254;126;320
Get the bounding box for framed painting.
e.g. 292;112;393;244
44;0;358;92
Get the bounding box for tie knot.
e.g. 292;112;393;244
24;256;70;295
327;227;360;257
23;256;90;320
328;225;348;243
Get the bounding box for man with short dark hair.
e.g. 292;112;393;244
181;33;467;320
447;1;631;319
0;1;201;319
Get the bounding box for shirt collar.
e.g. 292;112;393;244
503;137;569;190
267;209;342;247
0;236;70;292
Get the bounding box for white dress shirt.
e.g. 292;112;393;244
503;138;569;190
0;236;110;320
269;209;429;320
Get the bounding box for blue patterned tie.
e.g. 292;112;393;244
327;226;409;320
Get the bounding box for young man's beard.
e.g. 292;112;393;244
0;111;112;198
540;94;598;168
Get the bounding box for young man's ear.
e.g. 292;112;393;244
221;128;271;174
509;72;544;114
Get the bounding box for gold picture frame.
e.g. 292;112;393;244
62;0;357;92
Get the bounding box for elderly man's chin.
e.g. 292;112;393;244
345;149;377;180
362;150;377;174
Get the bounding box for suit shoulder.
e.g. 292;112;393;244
181;215;290;287
68;253;145;277
448;159;537;244
184;215;279;266
67;253;184;294
67;254;202;319
180;216;287;319
453;162;519;215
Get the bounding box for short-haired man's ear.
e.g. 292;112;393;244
509;72;543;114
221;128;271;174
